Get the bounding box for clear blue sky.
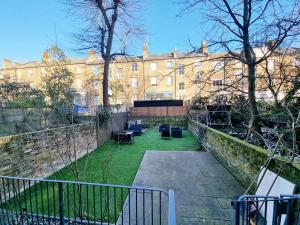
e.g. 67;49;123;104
0;0;205;64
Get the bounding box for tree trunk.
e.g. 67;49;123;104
103;59;110;107
247;63;261;134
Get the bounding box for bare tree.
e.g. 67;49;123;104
65;0;144;107
179;0;300;133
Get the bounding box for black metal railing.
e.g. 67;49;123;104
0;176;176;225
232;195;300;225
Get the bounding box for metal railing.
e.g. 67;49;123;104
232;195;300;225
0;176;176;225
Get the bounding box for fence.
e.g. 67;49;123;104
232;195;300;225
0;176;176;225
129;107;188;117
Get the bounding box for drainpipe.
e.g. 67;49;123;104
143;59;146;100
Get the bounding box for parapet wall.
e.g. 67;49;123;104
188;119;300;192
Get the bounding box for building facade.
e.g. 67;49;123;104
1;41;299;111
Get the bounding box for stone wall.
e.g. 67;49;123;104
0;123;97;178
0;112;128;179
188;119;300;192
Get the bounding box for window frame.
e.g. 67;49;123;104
150;62;157;71
131;77;138;88
131;63;138;72
179;82;185;90
178;65;185;75
150;77;157;86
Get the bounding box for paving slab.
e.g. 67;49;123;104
118;151;244;225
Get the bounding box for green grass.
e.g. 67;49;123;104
2;129;198;222
51;128;199;185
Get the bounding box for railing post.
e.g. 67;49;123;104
234;201;240;225
272;199;279;225
168;190;176;225
58;183;64;225
96;111;101;148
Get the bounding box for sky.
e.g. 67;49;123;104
0;0;206;64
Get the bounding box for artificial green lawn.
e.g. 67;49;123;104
52;128;198;185
2;129;198;222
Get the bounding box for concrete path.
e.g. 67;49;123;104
129;151;245;225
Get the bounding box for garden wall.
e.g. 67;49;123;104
128;115;188;128
129;106;188;117
0;112;128;179
188;119;300;192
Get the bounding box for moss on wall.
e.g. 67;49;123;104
188;119;300;193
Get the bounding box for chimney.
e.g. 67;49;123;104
42;50;49;63
266;40;276;50
200;41;208;54
87;49;97;64
88;49;96;56
173;48;177;58
143;41;149;59
3;59;11;69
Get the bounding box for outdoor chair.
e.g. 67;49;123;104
161;127;171;139
128;124;142;136
171;127;182;138
114;131;134;144
159;124;170;132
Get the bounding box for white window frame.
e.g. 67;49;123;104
179;65;185;75
166;61;173;68
150;62;157;71
28;70;33;79
150;77;157;86
132;63;138;71
293;59;300;67
195;72;201;80
93;67;99;76
41;68;46;76
268;59;275;70
117;68;123;79
131;78;138;88
166;76;172;86
234;70;242;77
76;79;82;88
194;60;201;68
235;60;243;68
214;61;224;71
94;95;99;105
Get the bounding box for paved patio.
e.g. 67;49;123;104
131;151;245;225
